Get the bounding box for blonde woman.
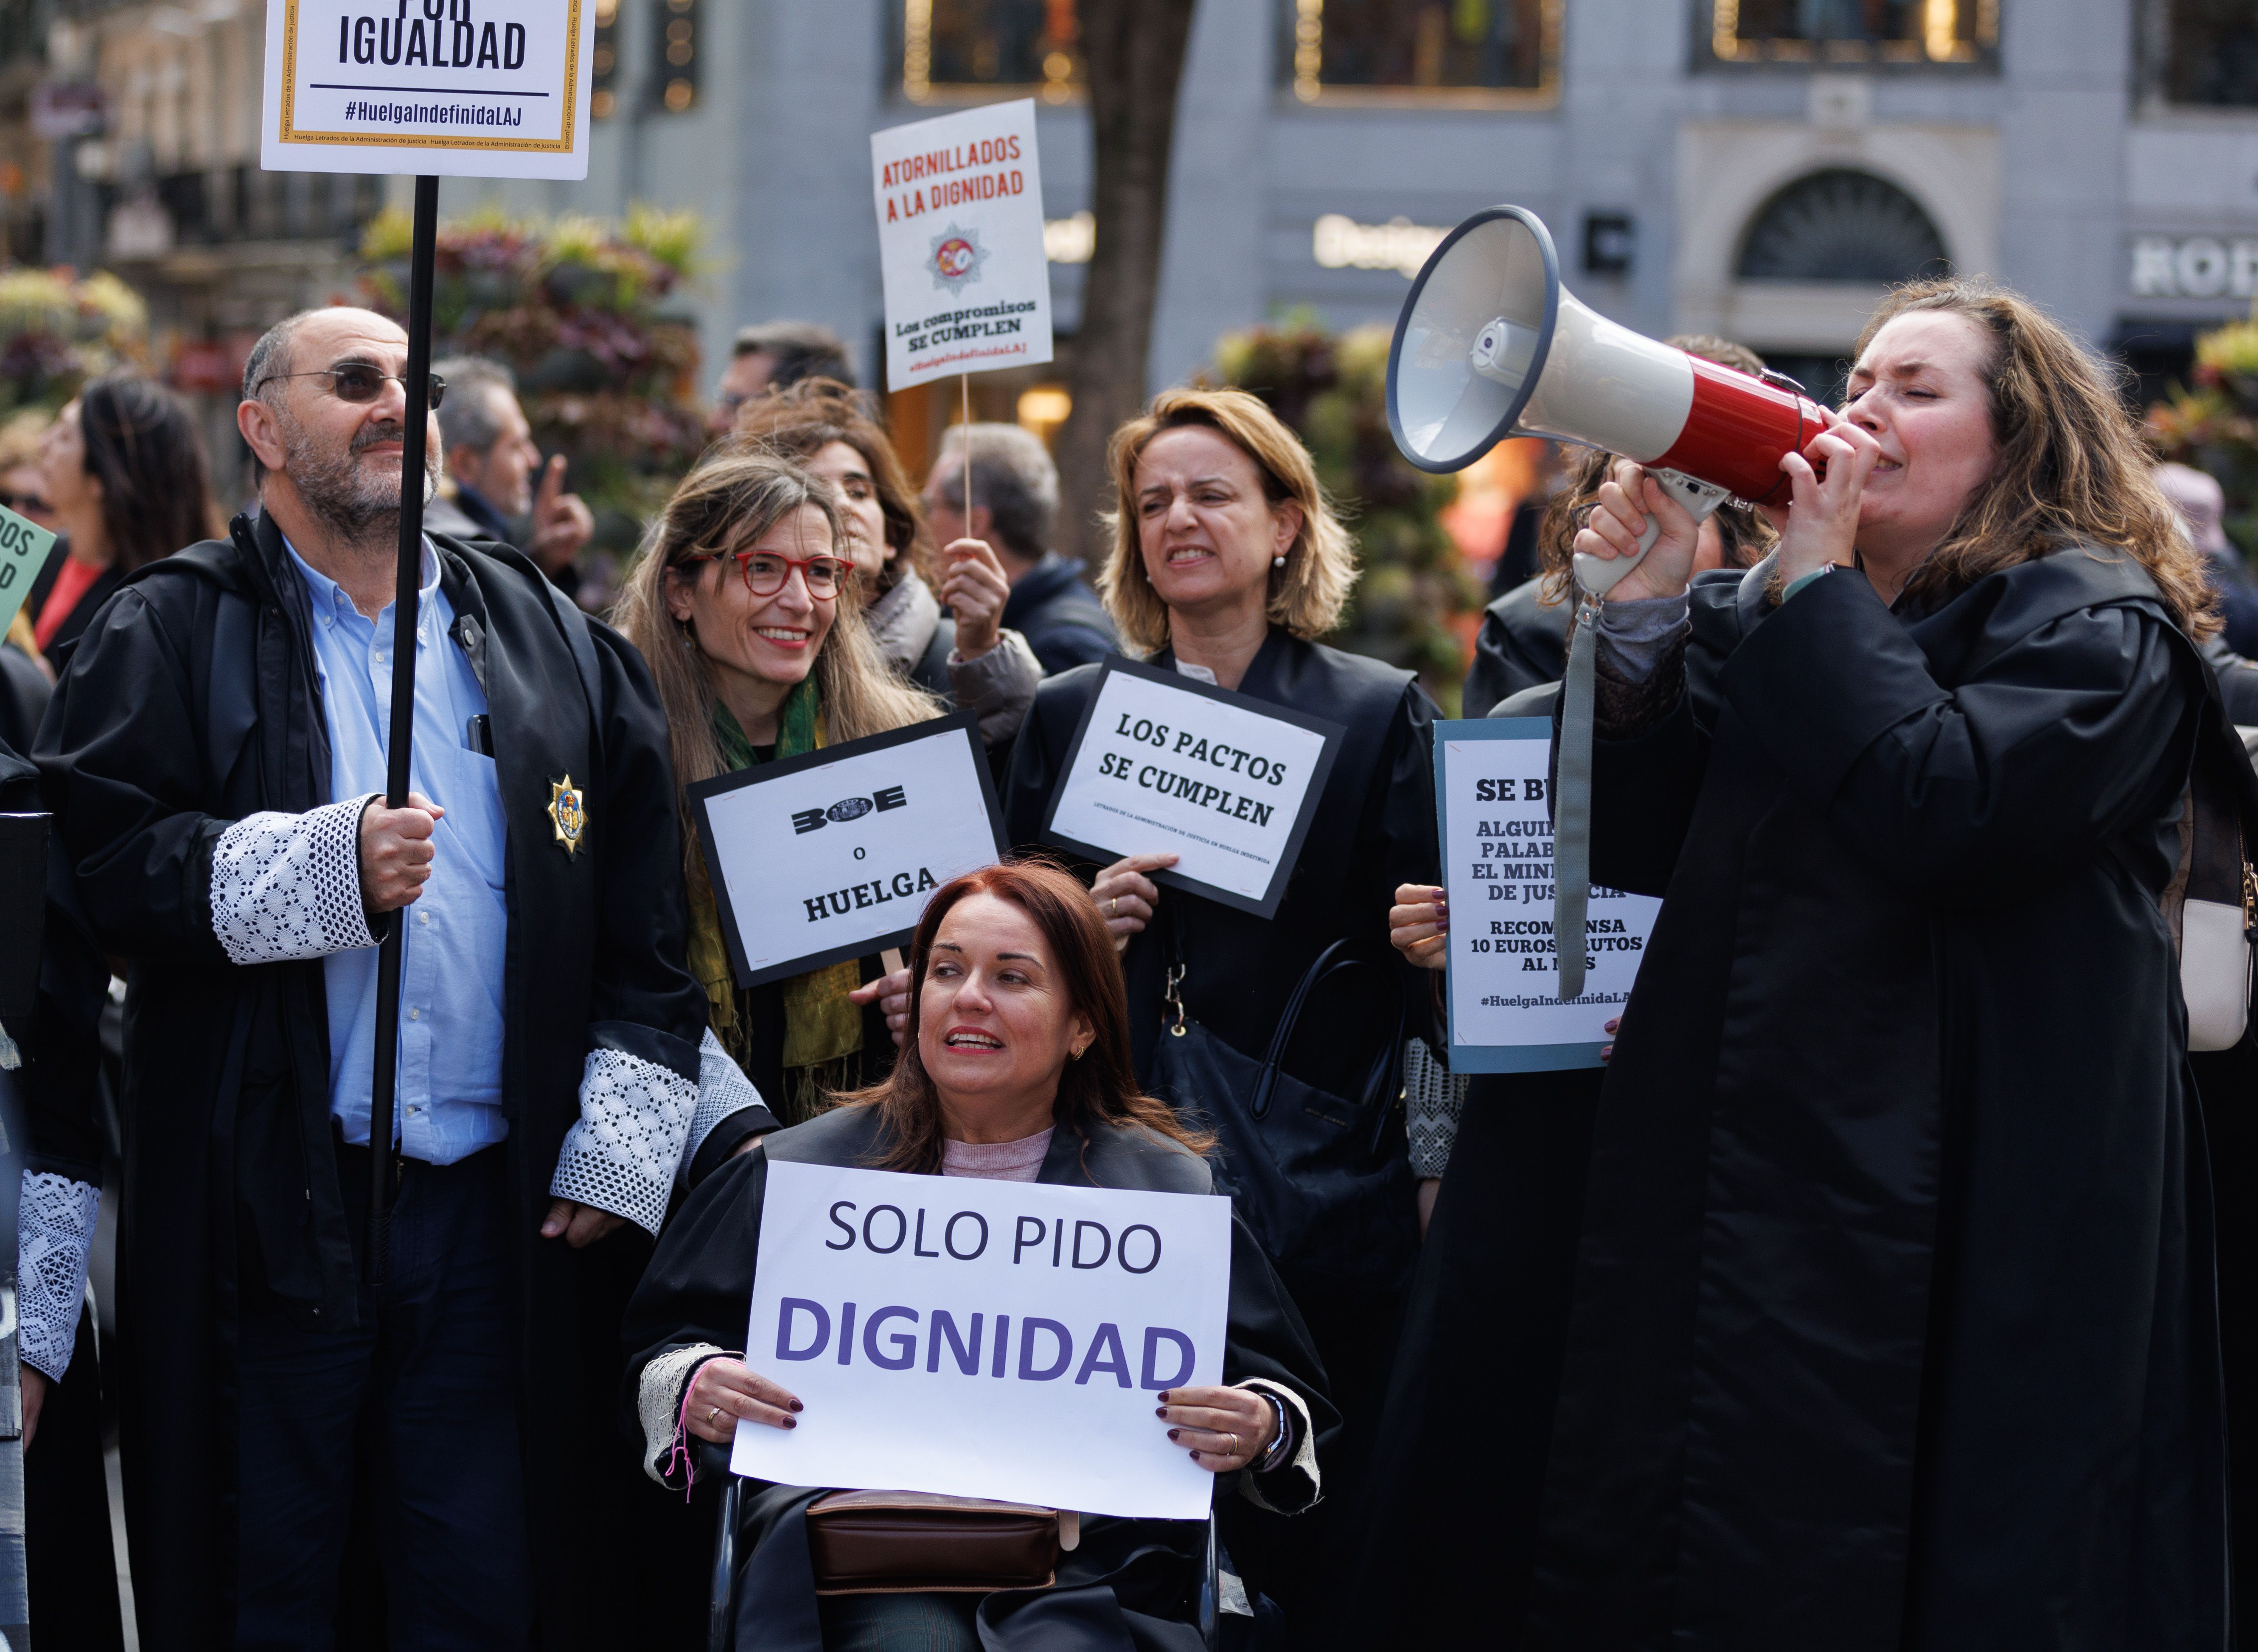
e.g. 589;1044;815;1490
614;450;942;1162
997;385;1440;1627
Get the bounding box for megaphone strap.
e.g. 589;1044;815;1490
1553;598;1601;1004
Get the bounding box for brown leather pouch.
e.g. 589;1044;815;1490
804;1490;1063;1596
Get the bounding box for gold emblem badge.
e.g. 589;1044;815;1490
547;775;587;857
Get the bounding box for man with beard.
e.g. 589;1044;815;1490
32;306;772;1646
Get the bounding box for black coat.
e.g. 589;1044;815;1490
25;545;121;674
1529;550;2223;1648
1003;553;1119;675
622;1101;1336;1652
1464;576;1571;718
33;509;710;1649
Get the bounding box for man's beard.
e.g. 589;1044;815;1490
276;401;440;541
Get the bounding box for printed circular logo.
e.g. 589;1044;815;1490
827;797;875;823
928;222;988;295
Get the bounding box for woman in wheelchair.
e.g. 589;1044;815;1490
624;860;1335;1651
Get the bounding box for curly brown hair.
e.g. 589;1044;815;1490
838;859;1213;1178
727;376;936;597
1854;279;2218;638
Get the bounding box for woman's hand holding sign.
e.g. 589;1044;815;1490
1389;883;1448;971
685;1357;803;1444
1158;1384;1280;1472
1091;853;1178;954
940;537;1010;660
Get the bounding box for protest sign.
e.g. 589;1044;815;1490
732;1159;1232;1520
0;505;56;639
871;99;1053;390
688;711;1007;989
1041;658;1343;919
1435;718;1660;1071
261;0;595;179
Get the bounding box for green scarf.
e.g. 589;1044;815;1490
689;679;865;1122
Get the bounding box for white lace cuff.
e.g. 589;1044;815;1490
209;796;381;965
639;1341;729;1484
18;1172;98;1383
1235;1377;1322;1515
681;1029;771;1185
549;1044;699;1236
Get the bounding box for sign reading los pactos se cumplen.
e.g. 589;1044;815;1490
263;0;595;179
687;712;1009;989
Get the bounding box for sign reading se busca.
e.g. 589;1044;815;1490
732;1160;1231;1520
1041;659;1344;920
262;0;594;179
870;99;1054;389
686;712;1009;989
1434;720;1660;1071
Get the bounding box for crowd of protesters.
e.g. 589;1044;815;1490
5;276;2258;1652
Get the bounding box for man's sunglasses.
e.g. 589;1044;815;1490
682;549;853;601
255;363;447;408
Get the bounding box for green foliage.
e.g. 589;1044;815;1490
0;266;149;415
357;204;709;542
1210;314;1483;713
2150;304;2258;555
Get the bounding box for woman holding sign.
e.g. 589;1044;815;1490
1000;387;1439;1620
1428;281;2239;1645
615;450;942;1147
623;861;1333;1652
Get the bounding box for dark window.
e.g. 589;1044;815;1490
904;0;1082;103
592;0;619;119
1737;169;1950;283
2158;0;2258;105
1704;0;1997;66
1289;0;1553;98
654;0;698;113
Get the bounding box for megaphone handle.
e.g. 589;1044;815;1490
1571;468;1728;598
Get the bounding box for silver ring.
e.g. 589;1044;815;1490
707;1405;720;1424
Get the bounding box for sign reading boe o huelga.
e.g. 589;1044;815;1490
871;99;1053;389
688;712;1007;989
1436;719;1660;1071
262;0;594;179
732;1160;1231;1521
1042;658;1344;920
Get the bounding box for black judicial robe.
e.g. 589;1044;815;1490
33;509;714;1650
1464;575;1572;720
1528;548;2223;1649
1001;628;1436;1624
622;1102;1337;1652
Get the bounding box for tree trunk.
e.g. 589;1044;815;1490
1054;0;1199;565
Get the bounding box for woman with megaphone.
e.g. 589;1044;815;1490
1373;278;2246;1648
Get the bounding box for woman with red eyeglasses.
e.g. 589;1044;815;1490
614;449;943;1165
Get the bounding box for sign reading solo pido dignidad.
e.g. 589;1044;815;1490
733;1160;1232;1520
687;711;1008;989
871;99;1053;390
1041;658;1344;920
262;0;595;179
1435;719;1660;1071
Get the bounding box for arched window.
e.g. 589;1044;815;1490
1736;169;1949;283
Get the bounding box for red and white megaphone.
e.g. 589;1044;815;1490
1386;205;1829;595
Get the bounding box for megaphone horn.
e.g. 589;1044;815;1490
1386;205;1829;595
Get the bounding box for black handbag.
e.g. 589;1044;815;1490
1150;927;1416;1299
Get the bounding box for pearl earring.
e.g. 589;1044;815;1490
1273;555;1287;568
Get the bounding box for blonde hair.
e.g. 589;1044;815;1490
1854;279;2218;639
611;449;942;895
1097;386;1356;656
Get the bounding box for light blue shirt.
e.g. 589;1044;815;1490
288;539;510;1164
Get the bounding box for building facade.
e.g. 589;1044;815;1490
17;0;2258;470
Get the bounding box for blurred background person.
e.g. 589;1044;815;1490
1463;338;1779;718
0;410;55;531
426;354;596;602
613;448;936;1133
0;409;56;743
709;320;856;434
925;422;1120;673
28;373;216;674
2157;458;2258;659
731;378;1041;754
1488;438;1566;598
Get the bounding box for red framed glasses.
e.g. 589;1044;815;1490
684;548;853;601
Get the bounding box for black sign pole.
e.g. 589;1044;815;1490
367;173;440;1288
